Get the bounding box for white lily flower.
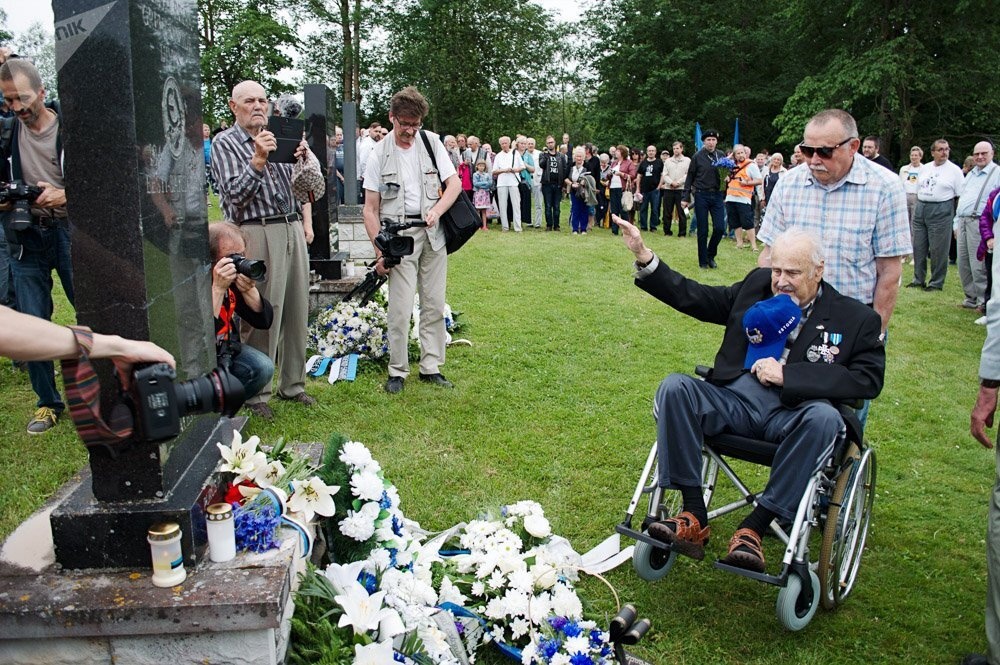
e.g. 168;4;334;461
335;586;396;636
216;431;267;483
287;476;339;522
352;639;395;665
249;459;285;489
323;560;366;595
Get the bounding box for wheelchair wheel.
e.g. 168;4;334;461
633;535;678;581
776;569;820;631
818;443;876;609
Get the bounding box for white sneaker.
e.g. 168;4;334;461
976;316;987;325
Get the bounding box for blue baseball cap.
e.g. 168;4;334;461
743;294;802;369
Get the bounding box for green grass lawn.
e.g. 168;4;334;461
0;208;993;663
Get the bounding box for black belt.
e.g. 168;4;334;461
405;214;423;220
240;213;301;226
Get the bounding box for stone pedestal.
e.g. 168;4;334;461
0;445;322;664
338;204;374;263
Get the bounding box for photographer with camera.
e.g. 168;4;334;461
211;80;317;419
209;223;274;408
363;86;460;394
0;58;74;435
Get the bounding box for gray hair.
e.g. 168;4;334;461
807;109;859;139
772;227;825;269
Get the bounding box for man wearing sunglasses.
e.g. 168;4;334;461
757;110;910;336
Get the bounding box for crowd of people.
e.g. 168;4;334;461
4;56;1000;662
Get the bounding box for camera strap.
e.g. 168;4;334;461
60;326;134;447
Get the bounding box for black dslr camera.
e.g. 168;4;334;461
373;218;427;268
0;180;44;232
128;362;245;442
228;253;266;281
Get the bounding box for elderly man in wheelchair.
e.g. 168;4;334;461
610;215;885;628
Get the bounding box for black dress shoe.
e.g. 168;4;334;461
385;376;404;393
923;285;943;291
707;259;718;269
664;229;672;236
699;263;710;269
905;282;925;288
419;372;454;388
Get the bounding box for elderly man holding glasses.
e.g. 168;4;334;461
758;109;911;335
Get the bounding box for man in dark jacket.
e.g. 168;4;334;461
209;223;274;406
682;129;726;268
612;214;885;573
538;135;567;231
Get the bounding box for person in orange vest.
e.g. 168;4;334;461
726;144;764;251
209;223;275;415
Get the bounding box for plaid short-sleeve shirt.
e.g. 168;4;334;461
758;154;911;304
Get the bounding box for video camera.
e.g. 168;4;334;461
127;362;245;442
0;180;44;232
228;253;266;281
373;218;427;268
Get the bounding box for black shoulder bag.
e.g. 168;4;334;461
419;130;480;254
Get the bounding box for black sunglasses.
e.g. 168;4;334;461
799;137;855;159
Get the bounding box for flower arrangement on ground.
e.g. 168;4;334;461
289;439;616;665
216;431;340;554
308;299;389;360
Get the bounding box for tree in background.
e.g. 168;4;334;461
380;0;562;138
198;0;298;126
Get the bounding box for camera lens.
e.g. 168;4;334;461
174;368;245;419
231;254;267;281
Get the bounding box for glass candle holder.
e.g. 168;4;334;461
206;502;236;562
147;522;186;587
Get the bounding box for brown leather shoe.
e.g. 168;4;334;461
245;402;274;421
720;528;766;573
284;392;316;406
647;511;710;561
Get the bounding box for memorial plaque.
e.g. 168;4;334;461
49;0;235;569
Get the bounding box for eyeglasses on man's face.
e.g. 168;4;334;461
394;118;422;130
799;137;855;160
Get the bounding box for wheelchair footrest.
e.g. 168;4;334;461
713;560;786;586
615;523;675;553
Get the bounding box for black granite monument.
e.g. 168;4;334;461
49;0;236;569
304;84;347;279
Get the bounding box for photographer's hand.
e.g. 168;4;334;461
234;274;265;313
252;130;277;170
294;139;311;161
35;181;66;208
374;255;391;276
212;257;237;313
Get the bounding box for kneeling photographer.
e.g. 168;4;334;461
209;223;274;410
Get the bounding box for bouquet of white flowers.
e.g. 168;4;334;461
309;300;388;360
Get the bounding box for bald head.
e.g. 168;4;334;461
229;80;268;133
973;141;995;170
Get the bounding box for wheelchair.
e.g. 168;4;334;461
614;367;877;631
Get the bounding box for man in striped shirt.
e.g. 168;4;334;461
211;80;317;421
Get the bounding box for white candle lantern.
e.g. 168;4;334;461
147;522;186;587
206;502;236;562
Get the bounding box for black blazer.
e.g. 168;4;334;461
636;261;886;409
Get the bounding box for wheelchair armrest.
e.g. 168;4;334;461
694;365;713;379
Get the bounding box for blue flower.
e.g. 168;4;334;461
233;502;280;553
562;620;583;638
540;638;561;660
391;515;404;537
379;491;392;510
358;571;378;594
569;654;596;665
548;616;568;632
